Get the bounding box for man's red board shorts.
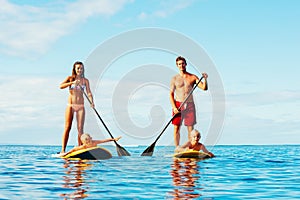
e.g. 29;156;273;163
172;101;196;126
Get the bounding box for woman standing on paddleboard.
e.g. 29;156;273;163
59;61;94;154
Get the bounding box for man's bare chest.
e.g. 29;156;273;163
175;77;194;88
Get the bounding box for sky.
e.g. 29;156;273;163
0;0;299;147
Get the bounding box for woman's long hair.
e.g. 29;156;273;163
71;61;85;81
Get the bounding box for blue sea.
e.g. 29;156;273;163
0;145;299;199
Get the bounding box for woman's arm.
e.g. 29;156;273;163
60;76;76;89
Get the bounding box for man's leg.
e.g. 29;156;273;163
174;125;181;147
187;125;194;141
184;102;196;142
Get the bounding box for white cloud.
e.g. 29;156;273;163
154;0;194;18
0;75;170;144
138;0;195;20
0;0;131;57
227;90;300;108
221;90;300;144
1;74;299;145
137;12;148;21
0;75;66;132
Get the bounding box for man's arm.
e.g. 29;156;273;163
170;78;179;114
196;73;208;91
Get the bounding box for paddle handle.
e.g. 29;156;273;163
153;76;204;143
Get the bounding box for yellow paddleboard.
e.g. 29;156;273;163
174;150;211;159
61;146;112;160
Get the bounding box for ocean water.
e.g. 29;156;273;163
0;145;299;199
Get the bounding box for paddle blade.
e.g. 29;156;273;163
141;142;156;156
116;144;131;156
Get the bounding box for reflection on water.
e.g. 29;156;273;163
169;158;203;199
60;160;93;199
1;145;298;199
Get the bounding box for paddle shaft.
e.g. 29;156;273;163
82;90;119;146
79;84;130;156
152;76;204;144
141;76;205;156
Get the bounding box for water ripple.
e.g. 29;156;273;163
0;145;300;199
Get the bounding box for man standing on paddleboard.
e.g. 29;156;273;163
170;56;208;147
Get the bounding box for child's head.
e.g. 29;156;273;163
190;129;201;145
80;133;92;145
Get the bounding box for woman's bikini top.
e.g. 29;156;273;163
69;83;86;91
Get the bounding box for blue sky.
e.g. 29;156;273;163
0;0;299;147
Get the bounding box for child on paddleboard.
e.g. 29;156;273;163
175;129;214;157
59;133;121;157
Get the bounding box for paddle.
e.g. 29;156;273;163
82;90;131;156
141;76;204;156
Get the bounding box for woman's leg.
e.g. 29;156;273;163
61;106;74;153
76;107;85;145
